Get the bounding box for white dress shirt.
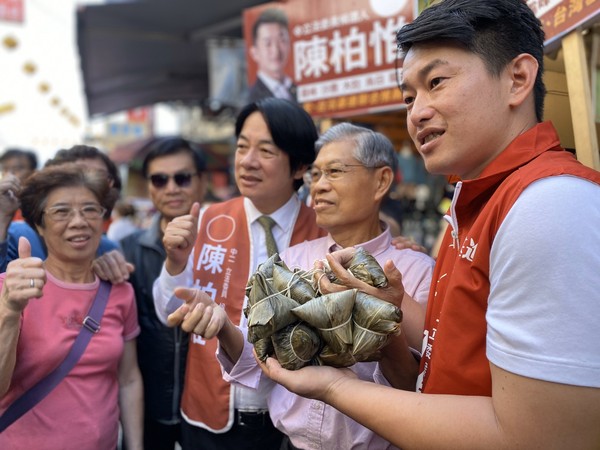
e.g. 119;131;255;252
153;194;303;411
257;72;294;101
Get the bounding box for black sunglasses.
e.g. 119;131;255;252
148;172;197;188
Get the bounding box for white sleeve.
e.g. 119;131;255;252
487;176;600;387
152;251;194;325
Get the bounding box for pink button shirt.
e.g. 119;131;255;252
219;228;434;450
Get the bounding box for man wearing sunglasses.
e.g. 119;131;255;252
119;137;208;450
153;98;326;450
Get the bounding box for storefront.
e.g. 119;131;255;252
533;0;599;170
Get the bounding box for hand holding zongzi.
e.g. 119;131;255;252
317;249;406;308
319;251;426;351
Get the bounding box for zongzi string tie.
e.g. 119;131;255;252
250;271;315;307
315;270;329;296
287;323;312;363
320;315;353;332
352;320;387;336
251;267;321;306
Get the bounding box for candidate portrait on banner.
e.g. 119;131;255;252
246;8;298;103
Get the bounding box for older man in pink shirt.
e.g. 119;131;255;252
166;123;434;450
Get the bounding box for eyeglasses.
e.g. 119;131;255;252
309;163;383;183
44;204;107;222
2;164;28;173
148;172;197;188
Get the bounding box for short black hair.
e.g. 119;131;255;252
0;148;38;170
396;0;546;122
252;8;288;43
235;98;318;191
141;137;207;177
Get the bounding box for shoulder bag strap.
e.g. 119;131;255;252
0;280;112;432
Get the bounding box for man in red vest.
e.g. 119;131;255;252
251;1;600;449
153;98;325;449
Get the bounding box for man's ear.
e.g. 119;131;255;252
507;53;538;108
292;164;309;181
374;166;394;202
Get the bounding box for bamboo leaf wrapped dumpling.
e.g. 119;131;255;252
246;253;285;299
351;292;402;362
326;247;388;288
272;322;321;370
253;336;275;362
353;291;402;332
244;270;271;319
246;272;301;343
247;293;301;344
292;289;355;354
316;344;357;368
272;264;316;305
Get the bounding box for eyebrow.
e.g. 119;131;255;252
399;58;450;92
48;201;98;208
237;134;276;147
312;159;353;168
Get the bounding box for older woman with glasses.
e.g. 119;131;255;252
0;164;143;450
165;123;435;450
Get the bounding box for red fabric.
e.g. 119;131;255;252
183;197;325;431
12;209;23;221
419;122;600;395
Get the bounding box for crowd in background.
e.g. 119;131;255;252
0;109;444;450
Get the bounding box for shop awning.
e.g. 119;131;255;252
77;0;269;117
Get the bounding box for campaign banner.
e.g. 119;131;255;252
527;0;600;50
243;0;413;118
0;0;23;23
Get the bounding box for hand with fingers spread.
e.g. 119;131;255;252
316;249;425;350
318;252;425;388
92;249;135;284
163;202;201;276
0;237;46;314
316;249;407;309
390;235;428;254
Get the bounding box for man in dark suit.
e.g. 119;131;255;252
248;8;297;103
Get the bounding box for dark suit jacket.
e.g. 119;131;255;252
247;77;297;103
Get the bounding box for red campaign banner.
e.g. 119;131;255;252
527;0;600;50
0;0;23;23
243;0;413;118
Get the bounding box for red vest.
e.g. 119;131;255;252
418;122;600;395
183;197;325;431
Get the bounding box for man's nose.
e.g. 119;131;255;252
408;94;435;127
240;148;260;167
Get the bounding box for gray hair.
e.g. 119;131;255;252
315;123;398;174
